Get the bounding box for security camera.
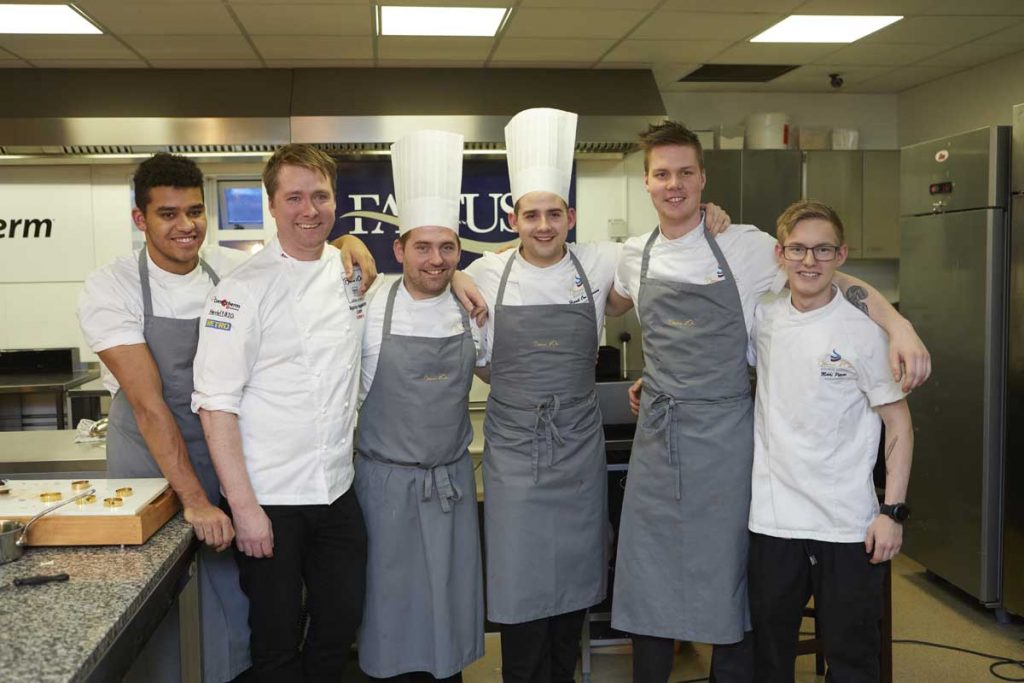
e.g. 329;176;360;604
829;73;844;89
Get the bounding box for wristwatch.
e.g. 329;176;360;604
880;503;911;523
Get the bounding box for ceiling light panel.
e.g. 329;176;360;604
0;4;100;34
750;15;902;43
379;6;508;37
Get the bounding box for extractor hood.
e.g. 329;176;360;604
0;68;666;156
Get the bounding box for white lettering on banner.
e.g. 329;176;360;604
463;193;516;235
0;218;53;239
346;194;399;235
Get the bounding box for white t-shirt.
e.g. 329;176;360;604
191;238;363;506
77;245;248;395
464;241;621;364
360;275;489;399
747;288;906;543
613;221;784;336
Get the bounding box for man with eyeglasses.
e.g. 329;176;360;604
746;200;913;682
605;121;928;682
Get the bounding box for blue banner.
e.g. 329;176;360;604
329;158;576;273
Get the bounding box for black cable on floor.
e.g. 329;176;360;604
892;639;1024;681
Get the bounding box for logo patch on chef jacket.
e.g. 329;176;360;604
819;349;855;380
211;297;240;311
205;319;232;331
569;275;589;304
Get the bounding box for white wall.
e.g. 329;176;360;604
898;49;1024;145
662;91;901;150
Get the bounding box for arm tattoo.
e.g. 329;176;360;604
845;285;869;316
884;435;898;464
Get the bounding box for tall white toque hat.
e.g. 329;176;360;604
391;129;464;236
504;107;578;204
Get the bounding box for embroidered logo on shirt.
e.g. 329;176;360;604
532;339;560;348
205;319;232;331
667;319;696;328
819;349;854;380
211;297;241;311
421;373;449;382
207;309;234;319
569;275;588;304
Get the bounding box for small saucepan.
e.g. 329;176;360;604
0;488;96;564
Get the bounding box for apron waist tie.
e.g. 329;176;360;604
644;394;682;500
421;462;463;514
531;395;565;484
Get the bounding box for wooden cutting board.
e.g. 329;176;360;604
0;478;180;546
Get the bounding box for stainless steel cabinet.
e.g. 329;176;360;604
806;151;863;255
702;149;802;236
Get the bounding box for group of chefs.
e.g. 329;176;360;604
77;106;930;683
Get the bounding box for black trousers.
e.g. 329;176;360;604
748;533;886;683
225;488;368;683
630;632;754;683
367;673;462;683
499;608;587;683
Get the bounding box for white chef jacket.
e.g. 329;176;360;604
191;237;363;506
613;221;784;337
78;245;248;395
464;241;621;364
747;288;906;543
360;275;488;399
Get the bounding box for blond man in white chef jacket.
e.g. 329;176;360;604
746;200;912;682
356;130;488;682
193;144;370;682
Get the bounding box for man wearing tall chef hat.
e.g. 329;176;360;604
77;152;376;683
354;129;488;682
606;120;932;682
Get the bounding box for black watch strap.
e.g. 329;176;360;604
880;503;910;522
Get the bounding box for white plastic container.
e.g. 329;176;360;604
716;125;744;150
831;127;860;150
746;113;790;149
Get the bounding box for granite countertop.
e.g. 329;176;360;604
0;515;195;682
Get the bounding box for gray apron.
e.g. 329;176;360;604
354;280;484;678
483;251;608;623
106;248;251;682
611;227;753;644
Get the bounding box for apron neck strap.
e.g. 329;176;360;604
702;226;737;283
640;227;660;280
137;247;220;318
382;278;402;336
496;251;517;306
496;247;596;310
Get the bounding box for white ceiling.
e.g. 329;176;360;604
0;0;1022;94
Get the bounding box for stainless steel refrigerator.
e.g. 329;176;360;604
899;126;1009;608
1005;106;1024;617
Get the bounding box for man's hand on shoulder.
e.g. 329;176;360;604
332;234;378;294
183;499;235;552
702;202;732;236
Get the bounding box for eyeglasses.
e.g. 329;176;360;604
781;244;840;262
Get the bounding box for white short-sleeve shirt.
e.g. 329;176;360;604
464;241;621;364
748;288;906;543
613;221;783;336
77;245;248;395
360;275;489;400
191;238;363;506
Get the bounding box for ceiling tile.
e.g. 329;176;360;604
913;0;1024;13
661;0;803;11
251;35;372;59
848;65;952;93
0;60;30;68
518;0;660;8
768;63;893;88
814;42;945;66
29;59;147;68
793;0;930;11
602;39;731;64
504;8;648;39
976;21;1024;44
123;35;257;60
862;16;1011;44
919;41;1024;67
378;37;492;61
76;2;238;35
489;61;599;69
491;38;615;62
228;0;368;3
149;59;265;68
264;59;375;67
0;36;137;60
632;11;782;41
709;42;844;64
234;4;370;35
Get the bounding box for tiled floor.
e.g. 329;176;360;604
461;553;1024;682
